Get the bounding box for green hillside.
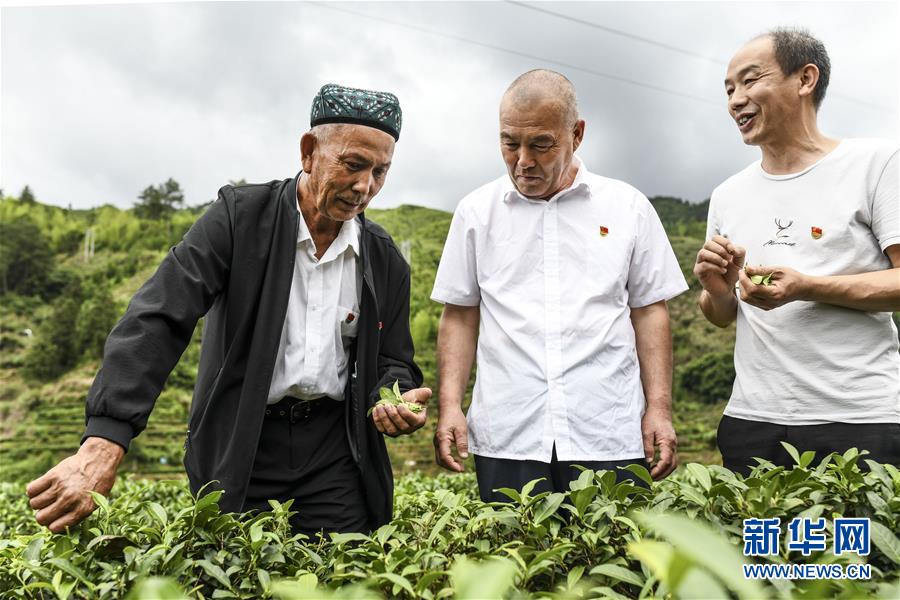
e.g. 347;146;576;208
0;191;732;482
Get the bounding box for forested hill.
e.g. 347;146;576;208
0;187;733;481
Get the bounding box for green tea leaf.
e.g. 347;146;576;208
621;463;653;486
685;464;712;492
590;563;645;587
634;512;768;599
780;442;801;466
870;521;900;565
451;557;517;600
196;560;232;590
533;493;565;525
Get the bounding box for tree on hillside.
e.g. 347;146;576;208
0;216;54;296
77;282;119;359
135;178;184;220
19;185;36;204
23;280;84;381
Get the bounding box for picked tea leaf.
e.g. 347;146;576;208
367;379;426;417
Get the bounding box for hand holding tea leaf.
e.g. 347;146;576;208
739;265;809;310
370;380;431;437
693;234;746;298
26;436;124;533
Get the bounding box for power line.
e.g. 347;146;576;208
305;1;721;108
506;0;723;65
505;0;895;113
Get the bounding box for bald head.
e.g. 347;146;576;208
501;69;579;127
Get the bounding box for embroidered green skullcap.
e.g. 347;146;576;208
310;83;402;141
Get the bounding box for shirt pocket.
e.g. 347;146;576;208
338;305;360;340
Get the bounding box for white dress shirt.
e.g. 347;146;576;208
267;207;361;404
431;157;688;461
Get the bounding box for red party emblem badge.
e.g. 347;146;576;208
346;313;355;323
811;226;823;240
599;225;609;237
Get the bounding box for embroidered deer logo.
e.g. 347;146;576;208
774;218;793;238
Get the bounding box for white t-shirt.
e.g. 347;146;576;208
267;208;361;404
707;138;900;425
432;157;688;462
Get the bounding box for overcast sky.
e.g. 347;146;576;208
2;1;897;213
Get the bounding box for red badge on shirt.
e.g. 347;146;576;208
599;225;609;237
811;226;823;240
346;313;355;323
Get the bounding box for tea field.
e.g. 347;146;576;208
1;450;899;599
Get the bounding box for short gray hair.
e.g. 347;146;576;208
762;27;831;110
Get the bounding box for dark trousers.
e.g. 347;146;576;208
242;397;368;539
717;415;900;477
474;445;648;503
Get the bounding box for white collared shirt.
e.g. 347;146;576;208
431;157;688;461
267;207;361;404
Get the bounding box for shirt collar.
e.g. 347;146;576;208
295;195;361;259
502;155;592;204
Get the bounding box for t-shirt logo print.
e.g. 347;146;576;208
764;218;797;247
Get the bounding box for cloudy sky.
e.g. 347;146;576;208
2;1;897;213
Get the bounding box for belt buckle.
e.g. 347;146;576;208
290;400;313;423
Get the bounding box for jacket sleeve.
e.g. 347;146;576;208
372;264;424;399
82;190;234;451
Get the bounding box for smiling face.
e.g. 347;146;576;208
724;36;800;147
499;96;584;200
300;124;394;222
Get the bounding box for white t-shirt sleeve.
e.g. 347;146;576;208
705;193;720;241
431;203;480;306
871;149;900;251
626;195;690;308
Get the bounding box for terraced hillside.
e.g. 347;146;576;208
0;194;733;482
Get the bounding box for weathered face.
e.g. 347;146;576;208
724;37;798;147
499;97;584;199
301;125;395;221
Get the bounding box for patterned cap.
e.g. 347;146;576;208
310;83;402;141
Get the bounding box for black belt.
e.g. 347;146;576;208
265;396;330;424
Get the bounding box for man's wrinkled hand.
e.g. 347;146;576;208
25;437;124;533
372;387;431;437
433;407;469;473
739;265;809;310
641;408;678;481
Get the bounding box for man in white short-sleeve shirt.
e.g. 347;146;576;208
431;70;688;500
695;28;900;475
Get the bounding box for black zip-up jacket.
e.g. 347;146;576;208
82;174;423;528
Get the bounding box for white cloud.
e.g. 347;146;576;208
2;1;897;211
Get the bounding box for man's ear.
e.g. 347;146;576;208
300;132;317;173
572;119;586;152
797;63;820;103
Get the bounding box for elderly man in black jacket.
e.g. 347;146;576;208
26;84;430;538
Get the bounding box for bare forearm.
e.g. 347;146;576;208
436;304;479;412
630;301;674;412
801;268;900;312
699;289;738;327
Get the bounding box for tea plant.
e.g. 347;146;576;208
0;447;897;599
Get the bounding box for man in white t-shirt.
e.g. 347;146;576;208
431;70;688;500
695;28;900;475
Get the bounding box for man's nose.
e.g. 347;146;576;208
728;88;748;114
517;148;537;169
351;171;374;197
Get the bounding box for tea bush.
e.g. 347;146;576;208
0;447;897;599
